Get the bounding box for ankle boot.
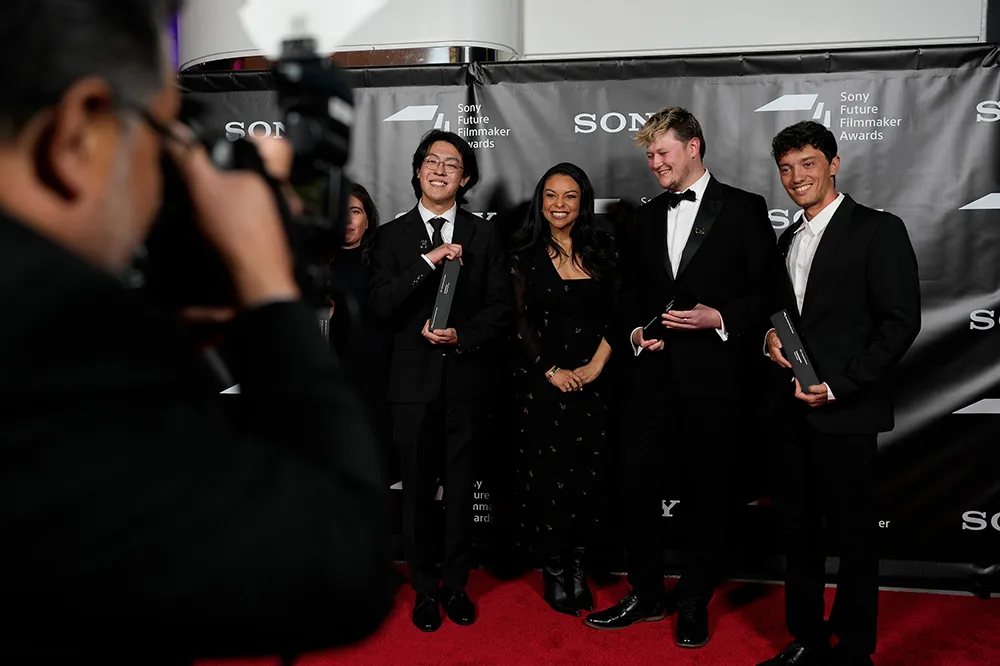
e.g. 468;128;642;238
543;555;579;616
567;547;594;611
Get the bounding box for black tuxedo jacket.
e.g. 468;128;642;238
766;195;921;435
619;175;777;399
369;206;513;403
0;211;390;659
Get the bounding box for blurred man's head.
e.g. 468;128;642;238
0;1;182;272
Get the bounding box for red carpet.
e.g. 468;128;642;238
199;568;999;666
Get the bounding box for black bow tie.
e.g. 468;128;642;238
666;189;697;209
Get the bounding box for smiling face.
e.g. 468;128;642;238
416;140;469;210
777;144;840;218
344;195;367;248
541;173;581;233
645;129;701;193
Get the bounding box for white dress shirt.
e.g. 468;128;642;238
631;169;727;355
786;192;844;315
765;192;845;400
419;201;457;268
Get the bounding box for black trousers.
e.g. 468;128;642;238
622;383;739;603
391;364;483;596
772;405;879;656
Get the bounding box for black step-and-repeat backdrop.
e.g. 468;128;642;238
187;45;1000;573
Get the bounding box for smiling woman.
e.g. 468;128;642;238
509;162;620;617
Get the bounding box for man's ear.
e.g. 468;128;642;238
37;77;117;200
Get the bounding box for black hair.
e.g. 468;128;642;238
409;130;479;205
511;162;615;283
771;120;838;164
347;182;380;264
0;1;181;139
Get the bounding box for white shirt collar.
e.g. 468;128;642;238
684;168;711;201
794;192;845;236
417;200;457;225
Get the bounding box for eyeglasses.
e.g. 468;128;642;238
423;156;463;174
125;104;195;153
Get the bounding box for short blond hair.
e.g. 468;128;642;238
634;106;706;159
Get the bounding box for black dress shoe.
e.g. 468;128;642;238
411;593;441;632
567;547;594;611
441;586;476;625
583;591;666;630
674;599;709;648
543;557;579;616
757;641;832;666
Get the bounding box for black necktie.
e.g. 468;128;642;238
428;217;446;248
666;189;697;209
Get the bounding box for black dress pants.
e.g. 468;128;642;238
391;363;484;595
772;404;879;656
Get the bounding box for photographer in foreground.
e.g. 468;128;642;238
0;0;390;660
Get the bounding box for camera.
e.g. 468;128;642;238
138;37;353;308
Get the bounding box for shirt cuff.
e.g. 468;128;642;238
631;327;643;357
715;314;728;342
422;254;436;269
825;382;836;401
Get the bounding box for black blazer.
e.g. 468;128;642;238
619;174;777;399
766;194;921;435
0;211;390;659
369;206;513;403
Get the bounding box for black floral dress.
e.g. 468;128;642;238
510;236;619;559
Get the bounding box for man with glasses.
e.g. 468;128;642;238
369;129;512;632
0;0;389;660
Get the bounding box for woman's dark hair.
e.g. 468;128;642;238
512;162;614;282
348;182;380;264
409;130;479;205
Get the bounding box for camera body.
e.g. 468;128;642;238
138;37;353;308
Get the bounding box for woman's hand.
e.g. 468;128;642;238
573;360;605;386
547;368;584;393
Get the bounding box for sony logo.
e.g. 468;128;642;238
969;309;1000;331
976;100;1000;123
574;112;655;134
769;208;807;231
224;121;286;142
961;510;1000;531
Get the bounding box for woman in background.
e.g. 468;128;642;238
510;163;620;616
330;184;393;466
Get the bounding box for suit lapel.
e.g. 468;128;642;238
676;176;723;279
654;198;674;284
778;221;803;312
400;207;432;256
801;195;856;317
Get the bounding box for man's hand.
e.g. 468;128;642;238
767;329;792;368
794;378;829;408
631;327;665;352
165;123;299;307
425;243;463;265
662;303;722;330
573;361;605;386
422;320;459;345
